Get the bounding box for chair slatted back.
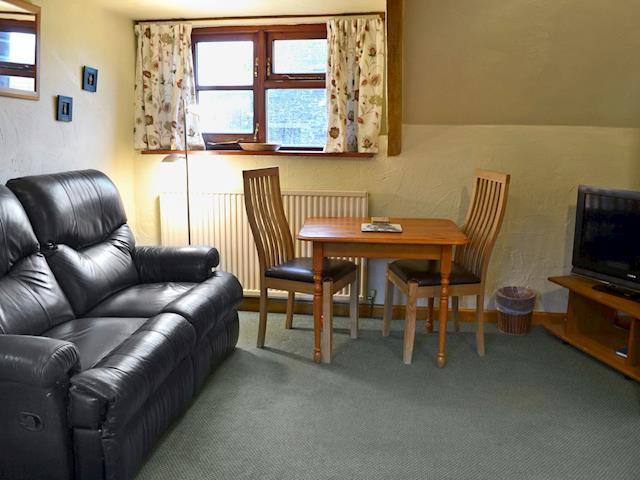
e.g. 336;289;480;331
455;169;510;282
243;167;295;273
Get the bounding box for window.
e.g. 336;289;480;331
192;25;327;150
0;18;36;92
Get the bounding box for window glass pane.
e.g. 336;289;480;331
0;32;36;64
198;90;253;133
267;89;326;147
272;39;326;74
197;41;253;86
0;74;34;92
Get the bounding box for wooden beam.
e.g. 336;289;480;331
386;0;403;156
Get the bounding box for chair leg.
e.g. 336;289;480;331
257;285;268;348
285;291;295;329
349;271;359;339
382;272;394;337
452;296;460;333
403;282;418;364
476;293;486;356
426;297;434;332
321;281;334;364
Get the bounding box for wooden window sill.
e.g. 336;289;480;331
140;149;374;158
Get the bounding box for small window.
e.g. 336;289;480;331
271;39;327;75
198;90;254;134
193;24;327;150
266;88;326;147
196;41;253;86
0;19;37;92
0;75;34;90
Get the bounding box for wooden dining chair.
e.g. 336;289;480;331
243;167;359;361
382;169;510;364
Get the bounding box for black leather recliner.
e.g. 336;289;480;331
0;170;243;480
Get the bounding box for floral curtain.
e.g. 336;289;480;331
134;23;205;150
326;16;385;153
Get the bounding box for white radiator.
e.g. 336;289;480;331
160;190;368;299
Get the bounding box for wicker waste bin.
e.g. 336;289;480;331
496;287;536;335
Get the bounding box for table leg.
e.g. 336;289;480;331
437;245;453;368
321;281;333;364
312;242;324;363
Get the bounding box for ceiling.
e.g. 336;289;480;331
0;1;32;13
95;0;385;20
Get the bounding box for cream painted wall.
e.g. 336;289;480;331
135;126;640;312
132;0;640;312
0;0;137;223
9;0;637;312
405;0;640;127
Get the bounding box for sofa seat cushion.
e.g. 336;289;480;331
43;317;147;371
389;260;481;287
85;282;195;318
163;272;243;341
85;273;243;342
69;313;196;432
265;257;357;283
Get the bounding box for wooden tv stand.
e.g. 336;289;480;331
545;275;640;381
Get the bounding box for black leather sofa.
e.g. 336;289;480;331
0;170;243;480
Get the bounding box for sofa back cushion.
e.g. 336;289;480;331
0;186;75;335
8;170;139;315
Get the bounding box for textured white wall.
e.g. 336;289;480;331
131;0;640;313
135;125;640;312
0;0;137;222
10;0;636;313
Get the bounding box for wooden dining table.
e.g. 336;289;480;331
298;217;469;366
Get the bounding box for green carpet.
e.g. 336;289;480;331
137;313;640;480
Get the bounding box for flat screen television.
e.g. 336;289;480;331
572;185;640;295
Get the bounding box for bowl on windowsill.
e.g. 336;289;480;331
239;142;281;152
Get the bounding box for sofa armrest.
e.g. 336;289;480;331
0;335;80;479
68;313;196;432
0;335;80;388
134;246;220;283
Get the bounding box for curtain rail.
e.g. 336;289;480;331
134;11;385;25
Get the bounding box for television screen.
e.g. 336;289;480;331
572;185;640;290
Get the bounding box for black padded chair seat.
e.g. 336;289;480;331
44;317;147;371
265;257;357;283
85;282;195;318
389;260;480;287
